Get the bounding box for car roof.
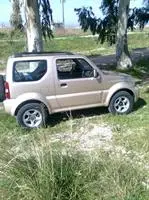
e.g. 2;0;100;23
12;51;74;58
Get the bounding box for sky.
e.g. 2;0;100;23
0;0;144;27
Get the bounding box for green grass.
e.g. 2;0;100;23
1;83;149;199
128;32;149;50
1;136;149;200
1;30;149;199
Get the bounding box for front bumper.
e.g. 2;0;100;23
134;86;139;102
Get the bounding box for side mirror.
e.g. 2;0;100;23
93;70;100;78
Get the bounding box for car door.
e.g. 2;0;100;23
54;57;104;111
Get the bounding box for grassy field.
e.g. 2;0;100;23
1;84;149;199
1;29;149;199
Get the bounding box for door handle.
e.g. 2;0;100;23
60;83;67;87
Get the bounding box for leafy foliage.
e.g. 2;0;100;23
75;0;119;45
10;0;53;39
39;0;53;39
134;7;149;30
75;0;149;46
10;0;23;30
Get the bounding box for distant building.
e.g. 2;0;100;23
53;22;64;29
52;22;65;34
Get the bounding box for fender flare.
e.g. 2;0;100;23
105;82;135;106
11;93;52;115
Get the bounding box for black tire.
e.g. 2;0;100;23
108;91;134;114
0;75;5;102
16;103;48;128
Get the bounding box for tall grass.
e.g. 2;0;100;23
1;137;149;200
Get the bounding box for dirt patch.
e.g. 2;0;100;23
50;124;113;152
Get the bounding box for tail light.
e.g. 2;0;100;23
5;82;10;99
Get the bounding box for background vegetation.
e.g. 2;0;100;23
0;29;149;70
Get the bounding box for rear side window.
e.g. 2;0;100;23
13;60;47;82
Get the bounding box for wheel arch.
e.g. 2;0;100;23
107;88;135;106
14;100;49;116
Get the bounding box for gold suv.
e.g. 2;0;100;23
3;52;139;128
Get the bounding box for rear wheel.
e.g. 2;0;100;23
16;103;48;128
108;91;134;114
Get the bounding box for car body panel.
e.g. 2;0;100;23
4;92;52;116
3;53;139;116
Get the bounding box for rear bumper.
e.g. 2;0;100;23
3;99;15;116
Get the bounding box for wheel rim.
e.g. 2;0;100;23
22;109;42;128
114;96;130;113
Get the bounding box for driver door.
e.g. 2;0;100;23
54;58;103;110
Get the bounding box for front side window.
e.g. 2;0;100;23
56;58;94;80
13;60;47;82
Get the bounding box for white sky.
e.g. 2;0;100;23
0;0;144;27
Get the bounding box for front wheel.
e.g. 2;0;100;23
16;103;48;128
108;91;134;114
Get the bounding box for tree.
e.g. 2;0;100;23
75;1;119;46
24;0;43;52
24;0;53;52
133;1;149;30
10;0;23;30
75;0;133;69
116;0;132;69
10;0;53;52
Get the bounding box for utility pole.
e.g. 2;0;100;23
61;0;65;28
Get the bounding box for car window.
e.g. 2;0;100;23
77;59;93;71
13;60;47;82
56;58;94;80
57;59;75;73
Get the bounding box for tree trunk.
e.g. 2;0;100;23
116;0;132;70
24;0;43;52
